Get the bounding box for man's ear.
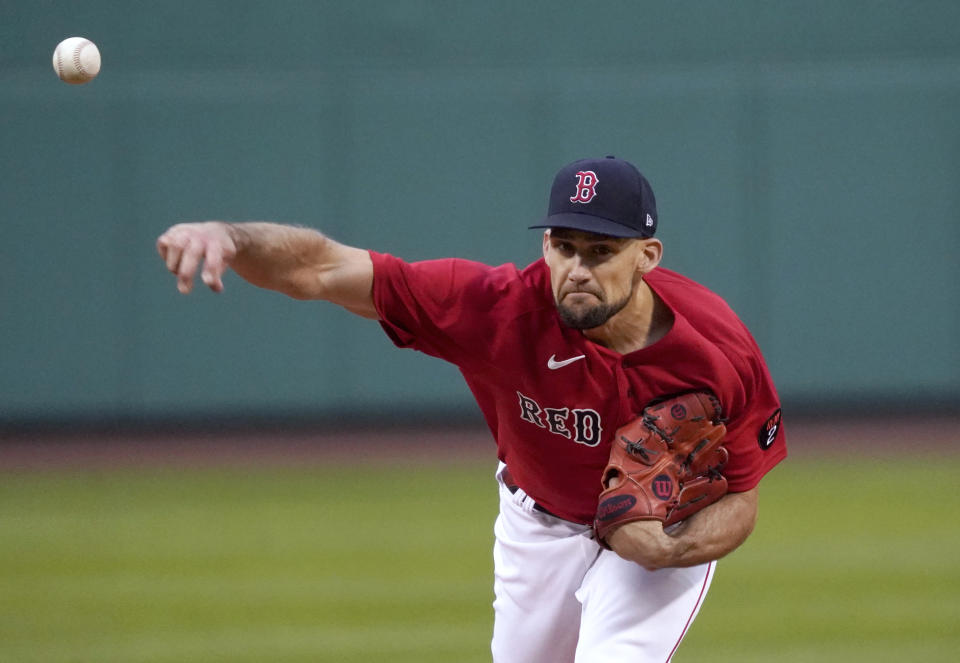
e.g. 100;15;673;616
638;238;663;275
542;230;552;259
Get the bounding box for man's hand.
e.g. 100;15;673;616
606;520;680;571
155;221;377;316
605;487;759;570
157;222;237;294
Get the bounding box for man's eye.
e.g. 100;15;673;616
593;246;612;256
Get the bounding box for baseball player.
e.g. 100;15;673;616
157;156;787;662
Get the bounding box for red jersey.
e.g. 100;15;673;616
370;252;787;524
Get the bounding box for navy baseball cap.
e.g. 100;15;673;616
529;156;658;238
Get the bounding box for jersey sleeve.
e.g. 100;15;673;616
369;250;516;366
717;334;788;492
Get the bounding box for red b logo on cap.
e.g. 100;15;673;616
570;171;599;203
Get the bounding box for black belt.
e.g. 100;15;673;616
501;467;558;518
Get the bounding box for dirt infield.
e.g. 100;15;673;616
0;425;493;471
1;414;957;472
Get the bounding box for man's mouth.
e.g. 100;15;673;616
562;290;602;302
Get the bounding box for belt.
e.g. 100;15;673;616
501;467;558;518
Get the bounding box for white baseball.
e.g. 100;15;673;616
52;37;101;84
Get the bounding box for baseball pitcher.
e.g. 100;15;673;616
157;156;787;662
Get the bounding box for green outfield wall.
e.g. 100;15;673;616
2;1;958;423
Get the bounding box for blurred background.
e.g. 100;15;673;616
1;1;958;662
2;0;957;425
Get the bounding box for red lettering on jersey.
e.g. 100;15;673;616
517;392;603;447
569;171;599;203
544;407;572;438
572;409;602;447
517;391;546;427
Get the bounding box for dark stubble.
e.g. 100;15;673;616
556;273;640;330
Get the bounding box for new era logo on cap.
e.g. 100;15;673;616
530;156;658;238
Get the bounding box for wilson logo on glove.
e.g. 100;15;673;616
652;474;674;500
596;495;637;522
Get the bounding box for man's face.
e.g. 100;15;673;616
542;229;645;329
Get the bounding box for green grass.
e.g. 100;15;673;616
679;456;960;662
0;466;496;663
1;456;958;662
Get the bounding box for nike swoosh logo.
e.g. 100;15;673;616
547;354;586;370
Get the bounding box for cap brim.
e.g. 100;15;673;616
528;212;649;238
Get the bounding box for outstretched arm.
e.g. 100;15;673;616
156;221;377;319
606;486;758;570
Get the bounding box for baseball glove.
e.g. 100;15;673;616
594;391;729;548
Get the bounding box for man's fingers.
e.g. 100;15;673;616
201;270;223;292
176;238;204;294
157;222;234;294
201;243;226;292
160;234;184;274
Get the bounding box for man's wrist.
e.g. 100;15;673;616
607;520;679;570
222;222;245;251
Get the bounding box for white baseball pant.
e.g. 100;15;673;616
491;463;715;663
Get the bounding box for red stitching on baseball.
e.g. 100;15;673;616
72;40;90;77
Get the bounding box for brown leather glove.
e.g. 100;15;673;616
594;391;729;548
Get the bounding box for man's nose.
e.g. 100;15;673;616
568;256;591;283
